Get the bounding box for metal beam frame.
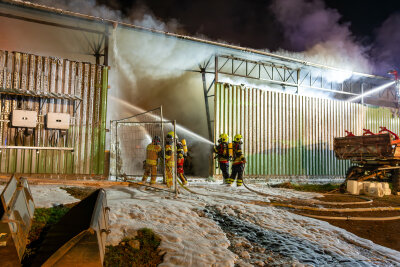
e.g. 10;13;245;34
215;55;398;104
199;56;214;141
0;11;109;65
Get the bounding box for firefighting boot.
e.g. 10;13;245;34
150;176;157;185
237;178;243;187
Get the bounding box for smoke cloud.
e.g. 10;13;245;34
372;12;400;75
269;0;372;74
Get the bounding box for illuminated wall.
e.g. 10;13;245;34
215;83;400;178
0;50;108;175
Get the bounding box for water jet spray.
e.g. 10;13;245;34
109;96;214;145
348;81;395;102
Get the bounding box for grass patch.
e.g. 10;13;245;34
271;182;340;193
60;186;97;200
22;205;71;265
104;228;163;267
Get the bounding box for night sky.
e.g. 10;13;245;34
97;0;400;50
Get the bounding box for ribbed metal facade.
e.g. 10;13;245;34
0;50;108;174
215;83;400;177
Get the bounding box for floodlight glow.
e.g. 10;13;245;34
348;81;395;102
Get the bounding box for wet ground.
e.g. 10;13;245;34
204;206;395;266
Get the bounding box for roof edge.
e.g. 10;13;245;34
2;0;390;80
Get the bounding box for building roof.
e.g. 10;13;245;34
1;0;389;80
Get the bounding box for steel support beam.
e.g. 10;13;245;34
201;68;213;141
0;11;109;65
0;12;103;34
104;26;109;66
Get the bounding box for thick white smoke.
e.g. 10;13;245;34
269;0;372;75
372;12;400;75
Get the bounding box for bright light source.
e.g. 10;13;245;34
348;81;395;102
325;70;353;83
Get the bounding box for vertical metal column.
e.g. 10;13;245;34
104;25;109;66
215;55;219;84
173;120;177;197
201;68;213;141
161;105;166;184
361;83;364;105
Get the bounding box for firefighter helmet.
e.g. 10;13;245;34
176;142;183;149
152;135;161;145
177;142;184;157
166;131;178;140
219;133;229;143
234;134;243;143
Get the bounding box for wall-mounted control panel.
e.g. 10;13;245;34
12;110;37;128
46;113;70;130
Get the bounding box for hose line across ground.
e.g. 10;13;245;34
266;202;400;212
299;213;400;221
177;179;209;196
242;178;400;213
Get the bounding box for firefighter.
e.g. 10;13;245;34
214;133;230;183
176;142;188;185
142;135;162;184
228;134;246;186
164;131;176;188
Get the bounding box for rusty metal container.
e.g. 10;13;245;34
0;175;35;267
31;189;109;267
334;133;394;160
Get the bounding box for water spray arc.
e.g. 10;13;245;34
348;81;395;102
109;96;214;145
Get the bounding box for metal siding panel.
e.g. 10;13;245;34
214;83;400;179
0;51;6;172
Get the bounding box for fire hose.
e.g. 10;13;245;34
242;178;400;220
177;179;209;196
297;213;400;221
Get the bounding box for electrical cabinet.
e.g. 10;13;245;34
46;113;70;130
11;110;37;128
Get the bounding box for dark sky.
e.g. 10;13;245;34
98;0;400;50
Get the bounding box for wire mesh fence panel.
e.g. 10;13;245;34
116;121;163;178
110;107;178;193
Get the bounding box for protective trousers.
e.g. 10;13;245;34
142;164;157;184
165;161;174;188
229;164;245;186
219;162;230;183
178;172;188;185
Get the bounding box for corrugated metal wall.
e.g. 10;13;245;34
0;50;108;175
215;83;400;177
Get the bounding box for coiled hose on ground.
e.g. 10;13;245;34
242;177;400;221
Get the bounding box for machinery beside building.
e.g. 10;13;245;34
334;130;400;193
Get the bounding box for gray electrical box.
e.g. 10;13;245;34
46;113;70;130
11;110;37;128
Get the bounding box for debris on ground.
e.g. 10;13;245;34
271;182;340;193
60;186;97;200
104;228;163;267
22;205;71;265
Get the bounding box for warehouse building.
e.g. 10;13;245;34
0;0;399;180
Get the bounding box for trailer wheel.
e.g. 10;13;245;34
340;166;363;193
346;166;363;180
392;169;400;193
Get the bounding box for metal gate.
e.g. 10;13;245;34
110;107;178;189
